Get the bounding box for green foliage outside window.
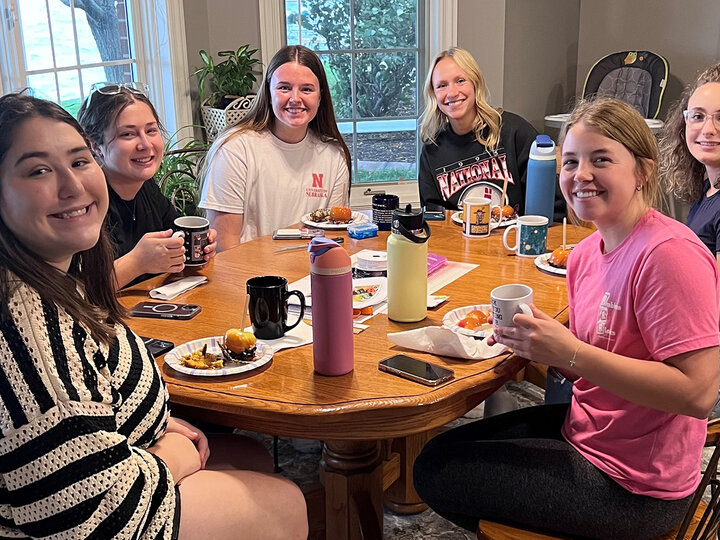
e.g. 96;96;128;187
288;0;417;119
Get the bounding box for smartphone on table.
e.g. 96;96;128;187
140;337;175;358
423;203;446;221
378;354;454;386
129;301;201;320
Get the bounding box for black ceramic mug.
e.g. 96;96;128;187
172;216;209;266
372;194;400;231
246;276;306;339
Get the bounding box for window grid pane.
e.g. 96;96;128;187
286;0;420;185
17;0;139;114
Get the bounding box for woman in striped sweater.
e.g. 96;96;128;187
0;93;307;539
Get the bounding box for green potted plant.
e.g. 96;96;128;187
193;45;262;141
156;127;208;216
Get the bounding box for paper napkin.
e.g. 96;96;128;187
243;321;313;352
149;276;208;300
387;326;508;360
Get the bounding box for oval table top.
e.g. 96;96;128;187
120;216;592;440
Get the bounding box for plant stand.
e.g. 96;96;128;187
200;94;256;142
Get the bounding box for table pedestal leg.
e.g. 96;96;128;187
321;440;384;540
384;431;433;514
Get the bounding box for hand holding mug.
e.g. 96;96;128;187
133;230;186;275
491;303;582;368
172;216;211;266
490;284;533;329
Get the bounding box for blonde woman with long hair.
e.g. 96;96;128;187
418;47;564;218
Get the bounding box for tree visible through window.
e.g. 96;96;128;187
286;0;422;184
10;0;138;116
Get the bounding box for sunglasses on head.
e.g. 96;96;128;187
85;81;150;108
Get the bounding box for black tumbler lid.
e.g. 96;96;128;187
392;204;424;231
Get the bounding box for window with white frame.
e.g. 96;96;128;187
0;0;192;135
285;0;423;189
4;0;139;116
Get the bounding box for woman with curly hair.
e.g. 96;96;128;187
417;47;565;220
660;63;720;260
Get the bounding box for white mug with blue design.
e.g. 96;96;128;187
502;215;549;257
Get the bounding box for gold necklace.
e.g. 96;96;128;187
120;198;137;221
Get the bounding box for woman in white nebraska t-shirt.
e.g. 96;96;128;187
200;45;351;250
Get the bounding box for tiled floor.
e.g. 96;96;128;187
237;380;546;539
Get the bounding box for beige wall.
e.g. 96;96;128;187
503;0;580;130
456;0;580;132
577;0;720;118
457;0;507;107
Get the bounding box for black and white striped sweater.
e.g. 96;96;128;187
0;282;177;539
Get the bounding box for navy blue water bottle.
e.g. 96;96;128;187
525;135;557;222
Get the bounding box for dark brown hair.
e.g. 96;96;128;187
77;86;165;149
0;92;124;343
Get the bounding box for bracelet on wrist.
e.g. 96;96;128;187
569;342;583;369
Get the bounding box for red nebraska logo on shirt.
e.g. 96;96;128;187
436;154;514;199
306;173;328;198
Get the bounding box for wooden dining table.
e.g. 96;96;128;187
119;215;592;540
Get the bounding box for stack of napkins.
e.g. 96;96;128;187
387;326;507;360
150;276;207;300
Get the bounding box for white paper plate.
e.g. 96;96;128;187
164;336;273;377
450;211;515;229
534;246;576;277
458;181;510;207
301;211;369;230
288;275;387;309
353;277;388;309
442;304;492;338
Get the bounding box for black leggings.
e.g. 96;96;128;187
413;404;692;539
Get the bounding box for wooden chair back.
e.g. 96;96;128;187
477;419;720;540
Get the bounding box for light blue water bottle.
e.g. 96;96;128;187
525;135;557;222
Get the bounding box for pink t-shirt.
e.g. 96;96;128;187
562;209;719;499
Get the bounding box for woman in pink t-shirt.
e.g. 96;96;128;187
413;98;719;539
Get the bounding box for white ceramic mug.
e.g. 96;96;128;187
503;215;549;257
462;197;500;238
172;216;210;266
490;283;533;328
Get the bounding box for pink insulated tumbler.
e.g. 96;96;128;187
308;237;354;375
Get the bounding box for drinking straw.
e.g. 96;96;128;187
562;217;567;250
501;177;509;208
240;294;250;331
